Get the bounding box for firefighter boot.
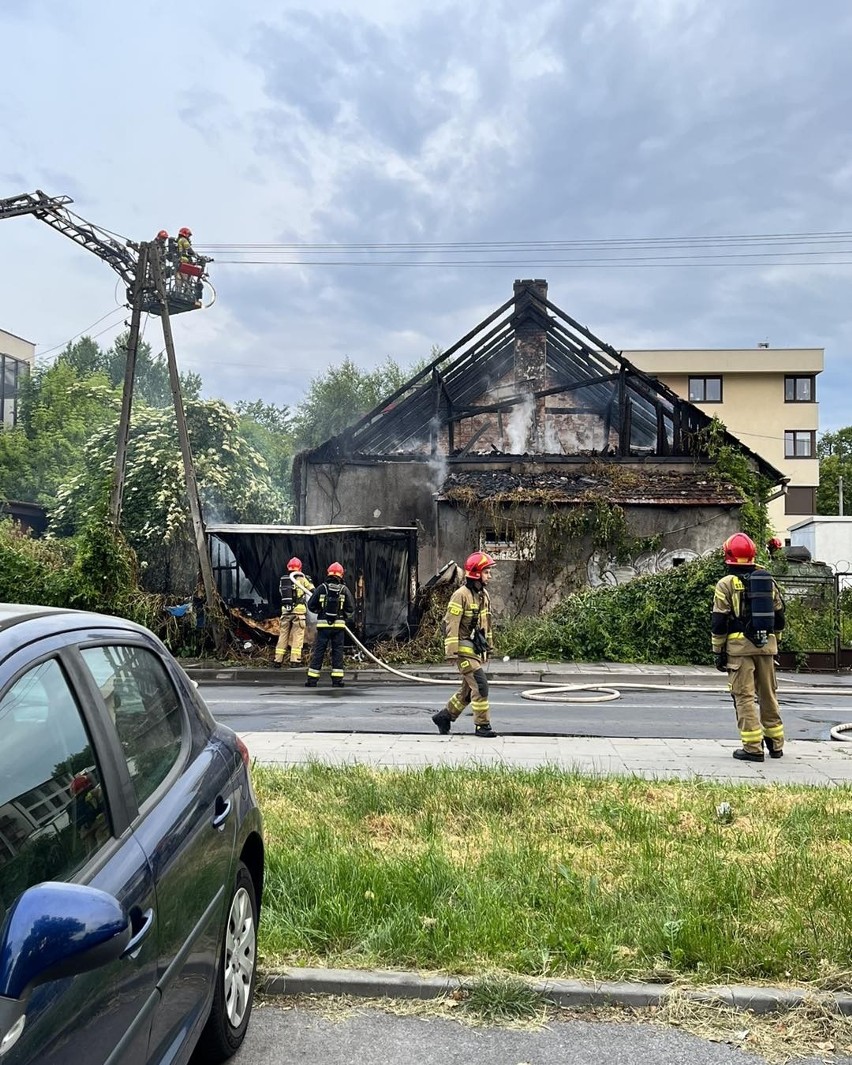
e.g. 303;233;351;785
332;679;345;688
763;737;784;759
272;661;282;669
305;678;318;688
475;723;497;739
432;710;452;735
733;748;764;762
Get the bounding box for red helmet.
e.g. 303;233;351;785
70;772;92;796
179;227;192;238
327;562;344;578
767;537;783;552
464;552;496;580
723;533;757;565
156;229;168;240
287;557;302;571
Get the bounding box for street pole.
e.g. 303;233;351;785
148;253;226;653
110;243;149;528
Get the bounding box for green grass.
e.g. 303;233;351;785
254;763;852;987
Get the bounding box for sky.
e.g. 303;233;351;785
1;0;851;433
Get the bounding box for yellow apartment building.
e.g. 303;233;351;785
0;328;35;428
625;348;824;538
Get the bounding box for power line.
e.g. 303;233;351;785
211;258;852;268
36;307;128;360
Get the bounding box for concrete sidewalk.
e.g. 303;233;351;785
242;729;852;786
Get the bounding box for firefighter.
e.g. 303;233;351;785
175;226;196;297
711;532;786;761
305;562;355;688
432;552;498;738
273;557;314;668
153;229;170;275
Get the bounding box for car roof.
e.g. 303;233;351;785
0;603;153;666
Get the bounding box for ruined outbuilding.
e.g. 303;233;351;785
294;280;785;617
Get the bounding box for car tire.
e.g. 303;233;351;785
194;861;259;1062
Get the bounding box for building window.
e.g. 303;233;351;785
480;527;537;561
785;487;816;515
688;376;722;403
784;376;815;403
784;430;816;459
0;354;27;427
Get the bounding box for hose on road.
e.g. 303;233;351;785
344;627;852;723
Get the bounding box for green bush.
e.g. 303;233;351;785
501;555;728;665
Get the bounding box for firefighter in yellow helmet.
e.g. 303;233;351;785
711;532;786;761
273;557;314;668
432;552;497;738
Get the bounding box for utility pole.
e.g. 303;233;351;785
149;249;226;653
840;476;845;517
110;243;148;528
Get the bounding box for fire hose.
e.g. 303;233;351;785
343;626;852;736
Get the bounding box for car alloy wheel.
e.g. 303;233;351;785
224;883;256;1028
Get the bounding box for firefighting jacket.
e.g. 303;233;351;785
443;583;493;660
280;573;314;615
307;580;354;629
711;568;785;656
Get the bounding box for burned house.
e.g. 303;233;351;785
293;280;785;617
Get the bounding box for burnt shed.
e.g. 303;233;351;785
208;524;418;641
293;280;785;617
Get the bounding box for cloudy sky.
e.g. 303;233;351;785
2;0;851;432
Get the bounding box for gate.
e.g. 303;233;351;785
774;570;839;671
839;571;852;670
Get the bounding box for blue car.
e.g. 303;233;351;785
0;605;264;1064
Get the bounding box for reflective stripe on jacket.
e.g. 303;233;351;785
443;584;493;659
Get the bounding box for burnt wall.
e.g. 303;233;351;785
302;459;441;576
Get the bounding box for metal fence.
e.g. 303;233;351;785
775;570;852;671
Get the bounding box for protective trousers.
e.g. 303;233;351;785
728;655;784;754
445;657;490;726
275;613;306;665
307;627;345;681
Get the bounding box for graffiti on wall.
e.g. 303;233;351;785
587;547;716;587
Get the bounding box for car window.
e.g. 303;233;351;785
80;645;184;808
0;659;110;926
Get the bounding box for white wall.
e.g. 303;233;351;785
789;517;852;572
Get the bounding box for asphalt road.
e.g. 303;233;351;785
200;681;851;741
235;1003;847;1065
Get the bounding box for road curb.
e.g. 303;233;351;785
184;667;724;688
260;966;852;1015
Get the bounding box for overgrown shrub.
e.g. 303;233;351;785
500;554;728;664
0;518;165;636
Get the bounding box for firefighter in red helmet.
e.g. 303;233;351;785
305;562;355;687
175;226;196;297
273;556;314;668
712;532;786;761
432;552;498;738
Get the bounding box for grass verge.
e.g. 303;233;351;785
254;763;852;987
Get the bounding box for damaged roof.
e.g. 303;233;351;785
300;279;785;487
440;466;744;507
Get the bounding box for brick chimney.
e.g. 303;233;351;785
511;279;549;452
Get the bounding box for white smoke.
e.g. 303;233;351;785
505;395;535;454
543;418;563;454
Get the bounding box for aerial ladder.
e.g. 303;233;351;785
0;190;224;648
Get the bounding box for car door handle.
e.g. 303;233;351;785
121;908;154;960
212;796;232;830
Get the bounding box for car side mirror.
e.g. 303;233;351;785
0;882;131;1055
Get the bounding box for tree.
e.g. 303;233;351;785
51;399;283;592
817;428;852;515
57;332;202;407
0;361;121;504
234;400;295;517
290;355;429;452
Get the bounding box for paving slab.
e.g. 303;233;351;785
241;730;852;785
